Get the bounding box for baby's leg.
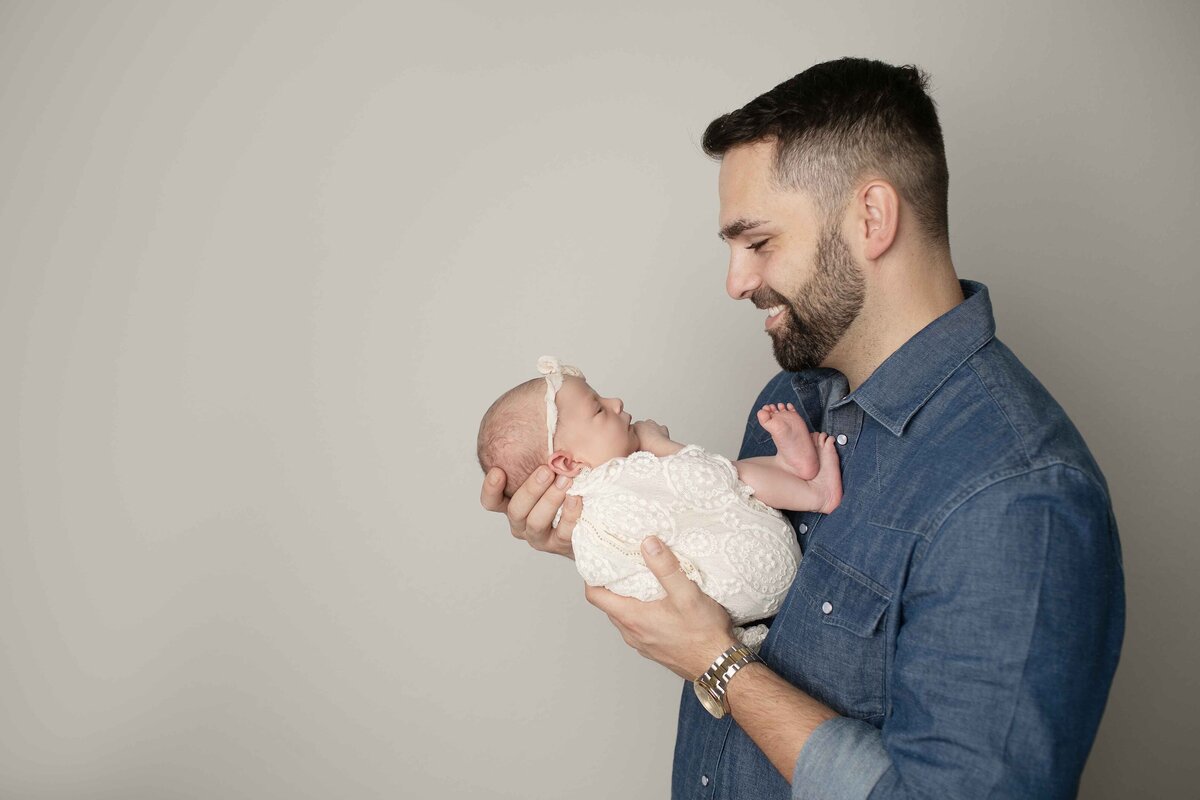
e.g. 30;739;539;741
735;435;842;514
757;403;820;480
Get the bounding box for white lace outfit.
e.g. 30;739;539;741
566;444;801;651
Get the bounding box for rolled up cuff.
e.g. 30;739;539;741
791;716;890;800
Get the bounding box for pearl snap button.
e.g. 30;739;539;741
836;434;848;445
822;601;834;614
799;523;809;534
701;775;709;786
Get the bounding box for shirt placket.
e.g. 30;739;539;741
794;401;863;553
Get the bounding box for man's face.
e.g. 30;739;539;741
718;140;865;372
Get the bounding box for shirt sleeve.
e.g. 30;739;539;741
792;716;890;800
791;463;1125;799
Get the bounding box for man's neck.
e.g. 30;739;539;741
828;265;965;392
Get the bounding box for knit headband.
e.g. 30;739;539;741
537;355;585;455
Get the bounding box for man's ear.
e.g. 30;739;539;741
857;180;900;262
548;450;586;477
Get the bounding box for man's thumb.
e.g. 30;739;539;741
642;535;690;594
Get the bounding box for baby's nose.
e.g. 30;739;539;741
612;397;624;413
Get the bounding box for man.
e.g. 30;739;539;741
480;57;1124;799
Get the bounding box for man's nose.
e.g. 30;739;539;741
726;254;761;300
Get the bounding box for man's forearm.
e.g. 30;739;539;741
725;662;841;782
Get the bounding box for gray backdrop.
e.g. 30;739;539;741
2;1;1196;798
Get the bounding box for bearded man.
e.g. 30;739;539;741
480;57;1124;800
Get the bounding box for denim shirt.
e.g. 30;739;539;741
670;280;1125;800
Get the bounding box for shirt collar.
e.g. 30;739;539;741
836;279;995;437
783;280;993;437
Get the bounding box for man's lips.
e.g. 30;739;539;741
763;303;788;330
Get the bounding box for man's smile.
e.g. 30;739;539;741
764;304;788;330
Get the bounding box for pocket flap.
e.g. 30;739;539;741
797;548;890;637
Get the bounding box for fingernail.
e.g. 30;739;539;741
643;535;663;556
489;472;503;486
535;467;551;484
555;475;569;489
567;496;581;508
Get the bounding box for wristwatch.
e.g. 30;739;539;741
693;643;763;719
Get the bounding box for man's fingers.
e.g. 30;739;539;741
480;468;509;514
504;466;556;537
482;465;575;559
524;475;573;543
641;536;694;597
585;582;635;617
585;592;636;644
554;495;583;545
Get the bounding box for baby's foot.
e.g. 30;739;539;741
809;434;844;515
757;402;820;480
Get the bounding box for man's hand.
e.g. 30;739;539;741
480;466;581;559
585;535;738;680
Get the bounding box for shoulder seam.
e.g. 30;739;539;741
931;460;1108;539
964;358;1033;465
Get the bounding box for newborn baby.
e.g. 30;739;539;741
476;357;842;649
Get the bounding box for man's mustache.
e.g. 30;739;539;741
751;287;791;310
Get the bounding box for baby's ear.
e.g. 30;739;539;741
548;450;584;477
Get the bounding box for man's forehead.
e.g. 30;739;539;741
717;141;780;233
718;142;773;194
718;145;819;236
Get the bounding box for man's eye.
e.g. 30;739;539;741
746;239;769;252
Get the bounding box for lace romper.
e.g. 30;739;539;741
567;444;801;650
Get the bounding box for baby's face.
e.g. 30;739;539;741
552;376;639;470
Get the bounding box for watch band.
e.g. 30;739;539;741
693;643;763;718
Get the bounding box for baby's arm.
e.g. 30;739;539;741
633;419;685;458
733;404;843;515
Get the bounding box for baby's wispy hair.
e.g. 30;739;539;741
477;378;547;499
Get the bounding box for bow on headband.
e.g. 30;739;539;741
538;355;585;455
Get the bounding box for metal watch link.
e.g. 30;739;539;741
692;643;763;719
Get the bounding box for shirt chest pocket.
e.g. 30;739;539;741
765;547;891;721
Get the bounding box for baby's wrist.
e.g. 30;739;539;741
637;432;667;449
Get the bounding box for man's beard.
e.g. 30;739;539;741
755;224;866;372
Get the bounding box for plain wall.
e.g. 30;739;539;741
2;1;1196;798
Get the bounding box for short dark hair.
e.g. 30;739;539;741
703;57;950;247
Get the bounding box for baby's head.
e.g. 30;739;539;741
477;359;639;497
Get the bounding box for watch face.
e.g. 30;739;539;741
693;681;726;719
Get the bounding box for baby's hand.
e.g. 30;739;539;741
633;419;685;458
633;419;670;445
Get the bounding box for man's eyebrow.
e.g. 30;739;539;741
718;218;769;241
